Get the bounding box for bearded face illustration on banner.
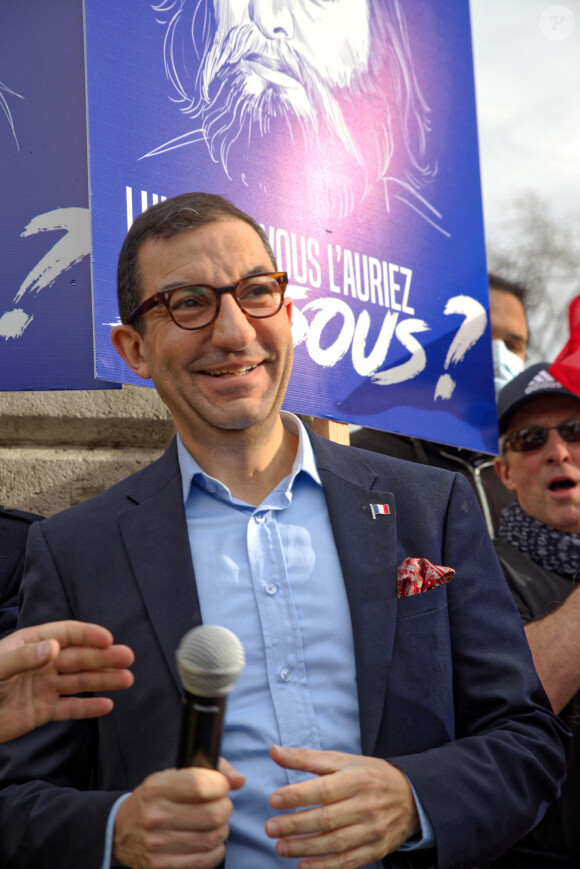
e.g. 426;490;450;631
145;0;444;232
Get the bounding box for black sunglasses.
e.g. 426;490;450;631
503;419;580;453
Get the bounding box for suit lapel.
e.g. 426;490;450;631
309;431;399;756
119;442;202;694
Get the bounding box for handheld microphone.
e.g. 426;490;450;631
175;624;245;770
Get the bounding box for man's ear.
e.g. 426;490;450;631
110;324;152;380
494;455;517;492
283;296;293;324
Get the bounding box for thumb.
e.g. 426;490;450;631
218;757;246;790
0;638;60;680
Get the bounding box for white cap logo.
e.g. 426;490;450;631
524;369;564;395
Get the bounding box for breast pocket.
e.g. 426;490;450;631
396;582;450;618
380;584;455;755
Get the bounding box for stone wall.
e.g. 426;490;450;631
0;387;351;518
0;386;175;517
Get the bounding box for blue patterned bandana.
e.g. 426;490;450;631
498;500;580;577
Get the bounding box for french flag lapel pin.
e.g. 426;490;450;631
370;503;390;519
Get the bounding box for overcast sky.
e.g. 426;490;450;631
470;0;580;235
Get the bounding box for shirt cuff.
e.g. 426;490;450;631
101;792;131;869
398;779;435;851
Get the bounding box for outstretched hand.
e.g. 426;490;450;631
0;620;134;743
265;746;420;869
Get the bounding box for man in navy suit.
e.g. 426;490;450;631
0;193;569;869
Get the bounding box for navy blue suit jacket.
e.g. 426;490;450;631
0;434;569;869
0;507;43;636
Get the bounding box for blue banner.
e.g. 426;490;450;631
85;0;495;451
0;0;117;391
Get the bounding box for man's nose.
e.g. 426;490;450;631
249;0;295;40
546;431;572;464
210;293;256;349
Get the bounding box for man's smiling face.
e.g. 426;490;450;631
124;218;293;443
497;396;580;534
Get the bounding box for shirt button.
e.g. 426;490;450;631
280;668;292;682
255;513;266;523
265;583;277;595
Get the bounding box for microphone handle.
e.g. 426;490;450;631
176;692;226;770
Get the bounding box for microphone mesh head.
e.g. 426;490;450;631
176;625;245;697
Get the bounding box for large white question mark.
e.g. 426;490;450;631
434;295;487;400
0;207;90;340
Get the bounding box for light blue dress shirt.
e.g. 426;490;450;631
102;413;433;867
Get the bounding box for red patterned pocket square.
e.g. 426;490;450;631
396;557;455;599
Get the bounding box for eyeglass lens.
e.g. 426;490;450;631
508;420;580;452
168;274;282;329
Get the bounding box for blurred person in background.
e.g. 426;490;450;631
0;505;43;636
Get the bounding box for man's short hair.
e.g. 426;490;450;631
117;192;277;326
488;273;528;309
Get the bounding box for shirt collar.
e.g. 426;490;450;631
176;411;322;504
